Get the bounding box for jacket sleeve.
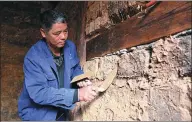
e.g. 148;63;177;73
24;57;75;109
71;63;84;80
70;43;84;80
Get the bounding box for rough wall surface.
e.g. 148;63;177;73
71;30;191;121
85;1;142;38
1;1;191;121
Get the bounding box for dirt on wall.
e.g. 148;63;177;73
71;30;191;121
1;1;191;121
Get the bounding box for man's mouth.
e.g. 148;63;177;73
58;41;65;45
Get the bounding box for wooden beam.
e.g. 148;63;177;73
86;1;192;60
75;2;88;66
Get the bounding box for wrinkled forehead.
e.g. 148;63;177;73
48;22;68;32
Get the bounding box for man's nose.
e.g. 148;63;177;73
60;32;67;40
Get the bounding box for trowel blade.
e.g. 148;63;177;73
98;66;117;92
70;72;94;83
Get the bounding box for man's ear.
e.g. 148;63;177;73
40;28;46;38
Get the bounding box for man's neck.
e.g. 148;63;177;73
52;50;60;57
48;45;61;56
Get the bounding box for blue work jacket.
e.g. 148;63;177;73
18;39;83;120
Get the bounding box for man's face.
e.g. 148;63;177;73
40;22;68;49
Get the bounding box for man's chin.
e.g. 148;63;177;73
57;43;65;48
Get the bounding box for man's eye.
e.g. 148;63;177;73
54;32;61;35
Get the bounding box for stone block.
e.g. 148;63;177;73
100;12;110;27
83;58;100;79
149;85;181;121
113;78;127;88
150;34;191;82
94;17;101;30
89;21;95;34
118;49;150;78
85;23;90;35
95;55;120;80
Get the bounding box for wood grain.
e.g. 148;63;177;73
86;1;192;60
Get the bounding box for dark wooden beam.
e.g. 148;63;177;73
77;2;88;66
86;1;192;60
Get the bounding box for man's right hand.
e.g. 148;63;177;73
78;86;98;102
77;79;92;88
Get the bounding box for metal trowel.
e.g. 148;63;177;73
71;66;117;93
97;66;117;92
70;72;94;83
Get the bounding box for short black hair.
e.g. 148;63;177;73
40;10;67;31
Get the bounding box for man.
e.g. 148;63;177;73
18;10;97;121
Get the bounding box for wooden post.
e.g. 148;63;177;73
78;2;88;67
